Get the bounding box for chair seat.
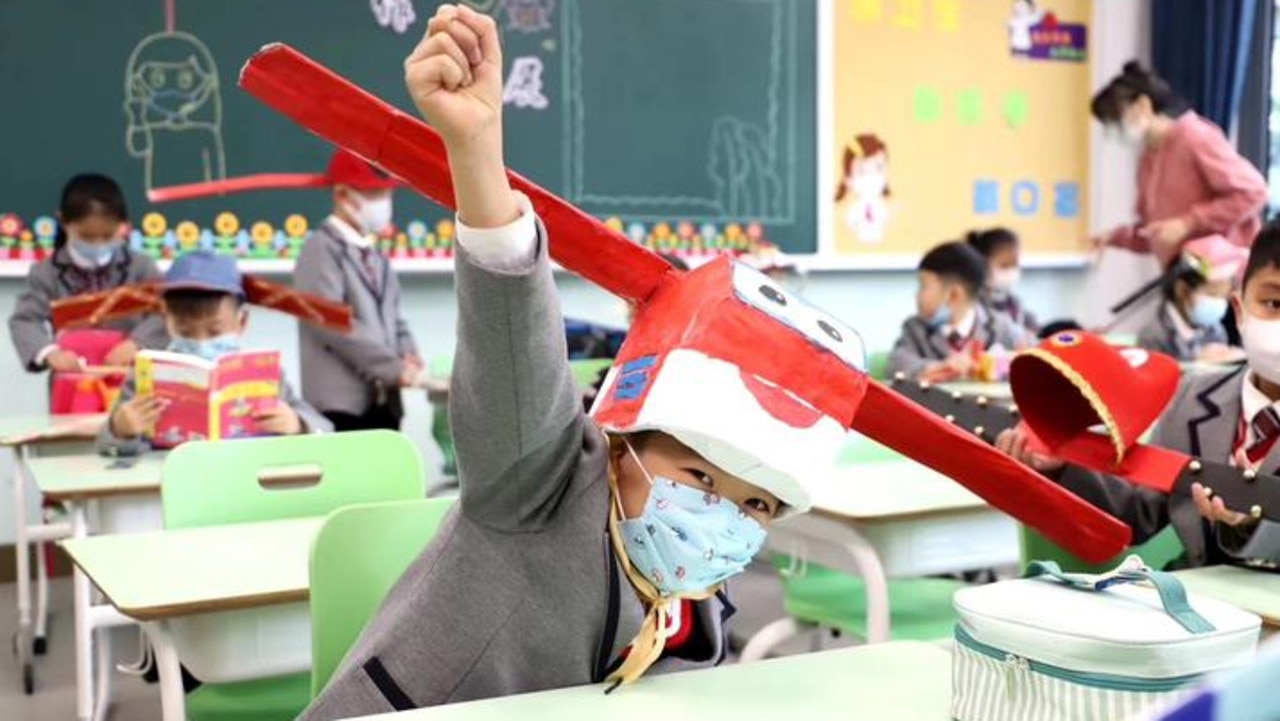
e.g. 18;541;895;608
773;558;966;641
186;672;311;721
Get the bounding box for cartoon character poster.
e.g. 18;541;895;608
834;134;891;244
1007;0;1087;62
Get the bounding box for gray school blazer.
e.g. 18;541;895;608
8;247;168;370
888;302;1031;380
1052;365;1280;568
293;221;418;416
300;236;732;719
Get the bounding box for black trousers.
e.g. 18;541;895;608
324;405;401;432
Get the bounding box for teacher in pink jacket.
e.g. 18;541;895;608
1091;61;1268;268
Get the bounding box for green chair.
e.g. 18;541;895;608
161;431;427;721
1019;524;1185;574
866;351;891;381
771;556;966;641
309;498;456;697
570;357;614;394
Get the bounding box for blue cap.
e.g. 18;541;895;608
164;251;244;297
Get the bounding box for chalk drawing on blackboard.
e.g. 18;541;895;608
123;32;225;193
504;56;550;110
565;0;797;224
709;118;783;218
834;134;891;244
502;0;555;33
371;0;417;34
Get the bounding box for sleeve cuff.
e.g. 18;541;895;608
455;192;538;272
34;344;59;368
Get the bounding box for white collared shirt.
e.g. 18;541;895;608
944;306;977;342
326;214;374;249
1240;372;1280;447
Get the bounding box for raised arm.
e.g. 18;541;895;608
410;4;583;530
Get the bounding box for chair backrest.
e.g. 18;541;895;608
569;358;614;393
1019;524;1185;574
309;497;456;697
162;430;425;529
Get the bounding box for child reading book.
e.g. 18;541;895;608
98;251;330;455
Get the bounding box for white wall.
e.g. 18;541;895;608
0;0;1152;544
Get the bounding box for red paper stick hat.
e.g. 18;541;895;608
1010;332;1181;466
234;43;1132;562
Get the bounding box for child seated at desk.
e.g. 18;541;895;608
1137;234;1246;364
998;220;1280;569
967;226;1039;335
98;251;329;456
889;240;1032;382
8;174;167;373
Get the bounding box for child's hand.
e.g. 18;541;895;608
406;4;503;150
403;353;424;375
103;339;140;367
995;428;1065;474
945;352;976;377
254;404;303;436
406;4;520;228
918;362;958;384
46;349;85;373
111;395;168;439
1191;482;1254;528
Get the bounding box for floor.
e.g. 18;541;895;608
0;560;855;721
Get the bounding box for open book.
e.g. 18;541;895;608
135;349;282;449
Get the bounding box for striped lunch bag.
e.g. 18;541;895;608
951;556;1261;721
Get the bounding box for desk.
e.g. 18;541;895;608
27;452;166;721
347;642;952;721
0;414;105;696
63;517;323;721
1175;565;1280;629
747;459;1017;656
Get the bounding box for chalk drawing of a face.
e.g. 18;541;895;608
124;32;226;192
835;134;890;244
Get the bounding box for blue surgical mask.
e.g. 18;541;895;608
68;238;122;269
926;302;953;329
617;442;767;597
168;334;240;362
1188;295;1228;329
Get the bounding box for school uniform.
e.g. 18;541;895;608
1137;301;1229;362
8;246;168;370
888;303;1031;380
301;212;732;719
982;288;1038;334
96;374;330;456
294;217;418;431
1051;365;1280;568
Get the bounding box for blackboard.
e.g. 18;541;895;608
0;0;817;254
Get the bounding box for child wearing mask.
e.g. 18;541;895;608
1137;234;1246;364
98;251;329;455
295;150;421;431
889;240;1032;382
9;173;167;373
967;227;1038;334
998;219;1280;569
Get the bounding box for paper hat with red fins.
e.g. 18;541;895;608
234;43;1132;561
51;252;352;334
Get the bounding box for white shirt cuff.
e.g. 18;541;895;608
34;344;60;368
455;192;537;272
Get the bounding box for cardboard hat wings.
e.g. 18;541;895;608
50;254;352;334
236;43;1131;561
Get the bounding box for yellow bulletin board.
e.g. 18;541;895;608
821;0;1092;266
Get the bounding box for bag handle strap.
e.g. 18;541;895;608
1024;555;1216;635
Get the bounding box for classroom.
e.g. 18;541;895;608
3;1;1280;719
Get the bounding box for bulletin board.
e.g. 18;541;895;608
823;0;1092;265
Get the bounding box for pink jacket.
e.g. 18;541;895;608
1108;112;1267;266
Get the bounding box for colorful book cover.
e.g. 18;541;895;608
134;349;282;449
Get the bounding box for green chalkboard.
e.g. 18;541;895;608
0;0;817;254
